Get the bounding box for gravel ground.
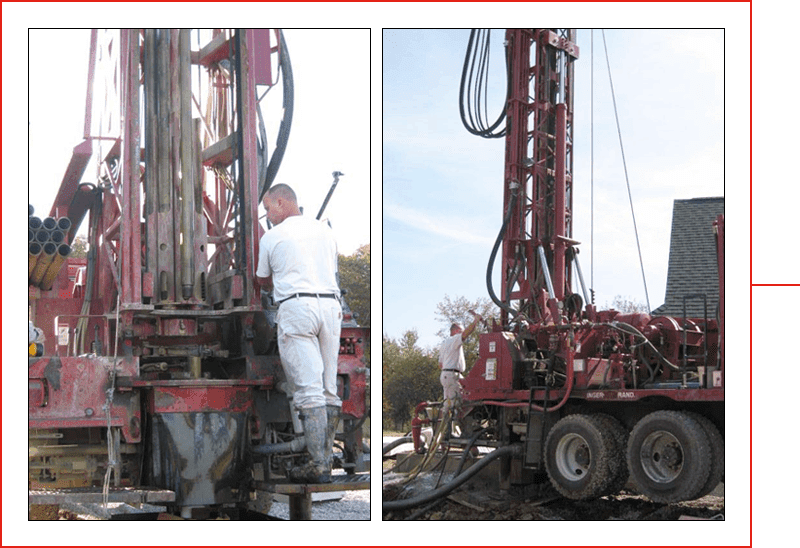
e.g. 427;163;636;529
268;489;370;520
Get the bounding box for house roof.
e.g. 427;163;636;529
651;197;724;318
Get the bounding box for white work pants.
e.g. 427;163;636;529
440;370;462;415
277;297;343;409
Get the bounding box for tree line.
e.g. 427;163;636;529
382;293;648;432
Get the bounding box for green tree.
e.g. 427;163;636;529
338;244;370;326
382;330;440;431
434;294;499;373
70;235;88;259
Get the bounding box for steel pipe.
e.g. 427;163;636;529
57;217;71;232
31;242;57;286
179;28;196;300
50;230;66;244
29;204;34;216
29;242;42;278
42;217;57;231
41;244;72;291
29;216;42;230
252;436;306;455
35;229;50;243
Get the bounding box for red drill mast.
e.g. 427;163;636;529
499;29;582;326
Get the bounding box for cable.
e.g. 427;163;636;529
601;30;650;311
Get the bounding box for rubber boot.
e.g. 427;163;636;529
289;406;329;484
324;405;341;473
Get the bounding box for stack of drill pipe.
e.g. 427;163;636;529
29;206;72;289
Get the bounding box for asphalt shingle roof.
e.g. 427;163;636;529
651;197;724;319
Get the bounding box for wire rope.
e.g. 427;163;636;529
601;30;651;311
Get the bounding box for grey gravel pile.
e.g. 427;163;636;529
268;489;370;520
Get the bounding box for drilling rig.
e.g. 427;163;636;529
28;29;369;520
412;29;723;505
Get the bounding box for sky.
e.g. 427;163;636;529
26;28;371;256
384;29;725;349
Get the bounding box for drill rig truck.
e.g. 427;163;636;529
412;29;723;505
28;29;369;520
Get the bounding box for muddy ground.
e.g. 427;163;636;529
382;451;724;521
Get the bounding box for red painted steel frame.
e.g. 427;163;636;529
501;29;577;324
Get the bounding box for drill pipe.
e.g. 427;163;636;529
35;229;50;243
29;229;35;243
29;216;42;231
31;242;57;286
57;217;71;232
29;204;34;216
42;217;57;231
179;29;196;300
29;243;42;278
50;230;66;244
41;244;72;291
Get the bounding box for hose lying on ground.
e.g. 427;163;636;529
382;436;413;456
382;445;521;513
403;427;491;521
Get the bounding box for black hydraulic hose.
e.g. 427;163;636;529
259;29;294;201
404;429;483;521
453;427;490;477
383;445;520;512
382;436;413;456
486;190;518;318
459;29;509;139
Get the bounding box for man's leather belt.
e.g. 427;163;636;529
442;369;460;372
279;293;338;304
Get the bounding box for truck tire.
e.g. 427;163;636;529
544;414;616;500
627;411;711;503
591;413;629;496
685;412;724;498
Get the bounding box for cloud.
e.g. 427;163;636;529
384;202;494;246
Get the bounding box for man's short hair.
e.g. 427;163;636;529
450;323;462;332
267;184;297;203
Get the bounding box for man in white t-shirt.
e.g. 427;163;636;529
256;184;342;483
439;310;482;417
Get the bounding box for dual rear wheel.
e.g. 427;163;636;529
544;410;723;503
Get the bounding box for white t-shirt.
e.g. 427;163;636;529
256;215;340;302
439;333;466;373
